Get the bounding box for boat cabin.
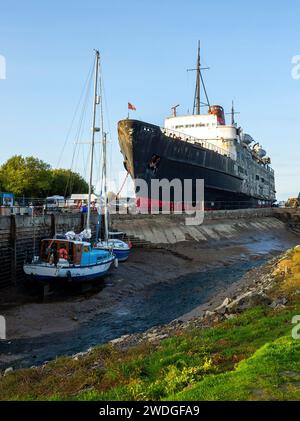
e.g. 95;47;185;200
40;239;111;266
40;239;87;265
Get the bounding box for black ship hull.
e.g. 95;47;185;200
118;119;275;209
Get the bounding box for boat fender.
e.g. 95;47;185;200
66;270;72;282
114;258;119;268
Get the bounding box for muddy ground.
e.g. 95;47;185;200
0;224;298;342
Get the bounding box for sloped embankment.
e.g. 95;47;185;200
1;246;300;401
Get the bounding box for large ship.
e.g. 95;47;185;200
118;43;276;210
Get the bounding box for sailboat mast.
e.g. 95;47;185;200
87;50;100;232
103;132;109;243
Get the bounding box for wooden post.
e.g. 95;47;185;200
80;212;85;231
50;213;56;237
10;214;17;285
100;214;105;239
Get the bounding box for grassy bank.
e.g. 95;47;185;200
1;247;300;401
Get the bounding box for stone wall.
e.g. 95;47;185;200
0;213;99;288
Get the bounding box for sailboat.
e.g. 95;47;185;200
93;126;131;262
23;50;115;282
95;237;131;262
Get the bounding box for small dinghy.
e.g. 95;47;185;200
95;238;131;262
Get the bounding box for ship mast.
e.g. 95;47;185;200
86;50;100;233
188;41;210;115
225;100;240;126
195;41;201;115
231;100;235;125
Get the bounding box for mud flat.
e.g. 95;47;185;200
0;216;299;369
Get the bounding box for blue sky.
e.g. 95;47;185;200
0;0;299;200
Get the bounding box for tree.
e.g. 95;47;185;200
0;171;4;192
0;156;89;198
49;169;89;197
0;155;50;197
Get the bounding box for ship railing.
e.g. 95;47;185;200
160;127;235;160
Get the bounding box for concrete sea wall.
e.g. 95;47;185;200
110;208;275;246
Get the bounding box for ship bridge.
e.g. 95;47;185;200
164;111;238;160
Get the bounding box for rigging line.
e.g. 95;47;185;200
73;93;92;189
70;143;82;194
82;140;86;181
57;59;95;169
200;71;210;107
83;144;90;181
97;61;104;192
90;60;104;197
99;66;113;184
74;67;94;148
65;129;84;197
64;64;94;197
65;143;78;197
193;79;197;114
93;146;101;193
100;163;104;194
186;65;191;114
99;61;105;143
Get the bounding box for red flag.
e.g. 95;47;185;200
128;102;136;111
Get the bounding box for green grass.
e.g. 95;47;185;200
1;247;300;401
172;335;300;400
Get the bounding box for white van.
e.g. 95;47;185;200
44;195;65;212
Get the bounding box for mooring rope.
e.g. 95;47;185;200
116;172;129;198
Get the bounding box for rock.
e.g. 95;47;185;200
4;367;13;376
221;297;230;307
215;297;230;315
171;319;184;325
224;313;237;320
215;306;227;315
270;298;288;309
251;388;265;397
227;291;272;313
71;316;78;321
152;333;169;341
204;310;215;317
273;303;286;310
281;371;300;377
110;334;129;345
72;351;88;360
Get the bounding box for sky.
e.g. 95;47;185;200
0;0;300;200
